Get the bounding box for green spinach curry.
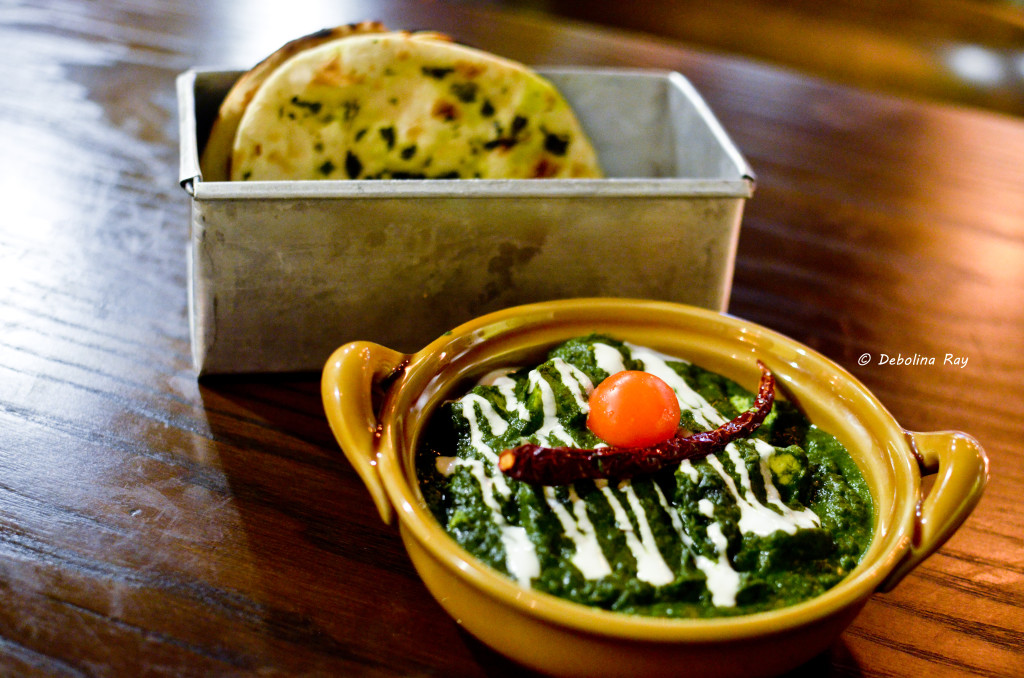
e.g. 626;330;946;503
416;335;873;618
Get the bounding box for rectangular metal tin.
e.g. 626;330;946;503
178;67;754;374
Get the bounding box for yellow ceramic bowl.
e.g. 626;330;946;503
321;299;988;678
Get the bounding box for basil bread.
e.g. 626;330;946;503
203;28;602;181
200;22;387;182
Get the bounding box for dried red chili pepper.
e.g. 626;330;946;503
497;360;775;485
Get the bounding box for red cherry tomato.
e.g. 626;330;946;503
586;371;681;448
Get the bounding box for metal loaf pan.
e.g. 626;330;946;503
177;67;754;375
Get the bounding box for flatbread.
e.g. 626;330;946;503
228;31;603;180
199;22;387;181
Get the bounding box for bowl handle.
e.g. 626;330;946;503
879;430;989;591
322;341;410;526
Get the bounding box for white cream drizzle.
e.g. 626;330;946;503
619;482;676;586
652;482;740;606
598;480;674;586
445;457;540;586
477;367;516;387
678;458;699;482
526;367;574;447
553;359;595;411
488;373;530;421
444;396;540;584
652;482;686;538
592;343;628;376
543;486;612;580
701;522;740;607
753;439;821;529
461;393;508;448
708;445;820;537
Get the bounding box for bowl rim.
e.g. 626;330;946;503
371;298;919;641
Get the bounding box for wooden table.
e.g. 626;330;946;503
2;0;1021;675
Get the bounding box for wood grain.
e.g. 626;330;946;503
514;0;1024;116
1;0;1022;675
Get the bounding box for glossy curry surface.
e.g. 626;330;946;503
415;334;875;618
